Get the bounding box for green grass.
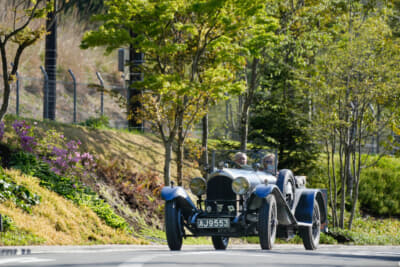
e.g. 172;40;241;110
0;230;46;246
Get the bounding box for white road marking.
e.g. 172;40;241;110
0;257;55;265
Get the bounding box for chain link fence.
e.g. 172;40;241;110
0;70;128;128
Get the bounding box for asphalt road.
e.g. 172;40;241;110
0;244;399;267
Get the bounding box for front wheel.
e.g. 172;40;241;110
212;236;229;250
258;195;278;250
299;202;321;250
165;200;183;250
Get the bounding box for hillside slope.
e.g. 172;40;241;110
0;115;201;245
0;169;141;245
16;118;201;180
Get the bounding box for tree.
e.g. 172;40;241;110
250;95;318;174
310;2;400;229
0;0;66;122
81;0;275;186
237;12;279;151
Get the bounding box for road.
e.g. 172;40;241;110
0;244;399;267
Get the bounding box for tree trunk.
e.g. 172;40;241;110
239;105;249;151
339;131;345;228
239;58;259;151
176;105;185;186
0;44;11;122
177;126;185;186
326;139;337;228
163;141;173;186
331;135;338;227
201;114;209;176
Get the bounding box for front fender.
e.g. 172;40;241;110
295;189;327;229
254;184;278;199
161;186;197;217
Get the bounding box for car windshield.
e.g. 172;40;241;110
210;149;278;171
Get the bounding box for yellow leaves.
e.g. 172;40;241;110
8;74;17;84
392;126;400;136
12;25;47;46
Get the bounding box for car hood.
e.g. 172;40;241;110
208;168;277;185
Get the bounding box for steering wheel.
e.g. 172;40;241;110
222;159;242;169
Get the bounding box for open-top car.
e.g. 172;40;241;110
161;150;328;251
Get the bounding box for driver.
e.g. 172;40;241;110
263;153;278;175
233;152;248;167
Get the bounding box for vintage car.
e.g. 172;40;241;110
161;150;327;251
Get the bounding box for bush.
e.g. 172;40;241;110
0;167;41;213
359;157;400;216
96;158;164;226
79;116;110;129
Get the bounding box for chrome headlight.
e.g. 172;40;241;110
232;177;250;195
189;177;207;196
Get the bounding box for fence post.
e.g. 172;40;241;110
68;69;77;123
15;70;20;117
96;72;104;117
40;66;49;119
11;63;20;117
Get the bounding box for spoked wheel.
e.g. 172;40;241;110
258;195;278;250
212;236;229;250
277;170;296;209
165;200;183;250
300;202;321;250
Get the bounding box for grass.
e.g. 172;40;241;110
0;169;143;245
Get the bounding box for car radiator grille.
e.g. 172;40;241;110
207;176;236;201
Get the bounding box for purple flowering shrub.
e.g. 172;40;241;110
12;120;37;152
12;121;96;179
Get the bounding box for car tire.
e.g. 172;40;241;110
212;236;229;250
258;195;277;250
299;202;321;250
277;169;296;209
165;200;183;251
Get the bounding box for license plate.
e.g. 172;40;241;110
197;218;230;229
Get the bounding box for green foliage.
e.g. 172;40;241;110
249;100;319;174
0;167;41;213
305;154;400;217
0;230;46;246
358;157;400;216
81;0;279;185
9;152;128;229
79;116;110;129
1;215;16;232
329;222;400;246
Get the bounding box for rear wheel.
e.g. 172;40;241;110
165;200;183;250
300;202;321;250
258;195;278;250
212;236;229;250
277;170;296;209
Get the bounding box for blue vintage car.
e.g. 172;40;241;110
161;150;328;251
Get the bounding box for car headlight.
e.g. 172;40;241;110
232;177;250;195
189;177;207;196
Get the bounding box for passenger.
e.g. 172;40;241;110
263;153;278;175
